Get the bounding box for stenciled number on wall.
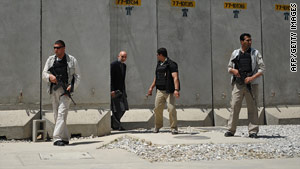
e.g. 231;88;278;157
275;4;291;21
224;2;247;19
116;0;141;16
171;0;195;17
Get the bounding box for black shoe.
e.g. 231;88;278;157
118;126;126;131
53;140;65;146
111;126;119;130
153;128;159;133
249;133;258;138
171;129;178;135
224;131;234;137
62;140;69;145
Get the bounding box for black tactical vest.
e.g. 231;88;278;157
53;55;68;84
155;63;168;90
238;50;252;73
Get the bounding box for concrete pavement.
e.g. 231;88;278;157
0;128;299;169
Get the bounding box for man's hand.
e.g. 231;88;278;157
67;85;71;92
111;91;116;98
244;76;254;84
64;85;72;96
174;90;180;98
231;69;240;77
147;88;153;96
49;74;57;84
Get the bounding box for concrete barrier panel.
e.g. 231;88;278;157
214;107;265;126
211;0;263;108
121;109;154;129
0;0;40;108
157;0;212;107
42;0;110;108
44;109;111;138
110;0;157;107
262;0;300;106
176;108;213;127
0;110;40;139
265;106;300;125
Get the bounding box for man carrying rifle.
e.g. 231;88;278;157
42;40;80;146
225;33;265;138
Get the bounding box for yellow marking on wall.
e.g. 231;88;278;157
171;0;195;8
116;0;141;6
275;4;290;11
224;2;247;9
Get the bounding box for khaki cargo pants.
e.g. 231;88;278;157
51;87;71;142
228;83;259;134
154;90;177;130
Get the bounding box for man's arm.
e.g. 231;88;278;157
172;72;180;98
228;51;240;77
147;77;156;96
67;57;81;91
42;57;57;84
245;72;263;84
229;68;240;77
110;63;116;97
245;51;265;84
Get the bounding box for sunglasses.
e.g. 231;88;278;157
53;46;64;49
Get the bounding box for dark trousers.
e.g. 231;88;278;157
111;111;125;129
111;93;128;129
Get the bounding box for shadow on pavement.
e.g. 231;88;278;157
257;135;286;139
68;141;103;146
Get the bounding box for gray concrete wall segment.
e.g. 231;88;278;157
97;111;111;136
42;0;110;108
262;0;300;106
110;0;157;107
265;106;300;125
157;0;212;107
211;0;263;108
43;109;111;138
0;0;40;107
214;107;265;126
121;109;154;129
0;110;40;139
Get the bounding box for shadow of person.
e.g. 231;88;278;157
68;141;103;146
256;135;286;139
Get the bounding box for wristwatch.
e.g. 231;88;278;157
175;89;180;91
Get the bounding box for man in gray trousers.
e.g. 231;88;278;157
43;40;80;146
225;33;265;138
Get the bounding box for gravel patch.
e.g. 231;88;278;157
99;125;300;162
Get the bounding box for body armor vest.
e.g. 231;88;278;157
53;56;68;84
238;50;252;73
155;63;168;89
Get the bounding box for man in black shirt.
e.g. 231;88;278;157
148;48;180;135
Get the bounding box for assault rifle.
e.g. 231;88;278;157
48;67;76;105
231;56;255;100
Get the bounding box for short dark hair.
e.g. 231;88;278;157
157;47;168;58
54;40;65;47
240;33;251;41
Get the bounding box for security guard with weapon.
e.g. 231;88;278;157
225;33;265;138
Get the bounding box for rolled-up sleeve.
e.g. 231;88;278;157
73;58;80;91
256;51;265;74
228;52;235;73
42;58;51;83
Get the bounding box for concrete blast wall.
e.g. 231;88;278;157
0;0;299;110
0;0;40;108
